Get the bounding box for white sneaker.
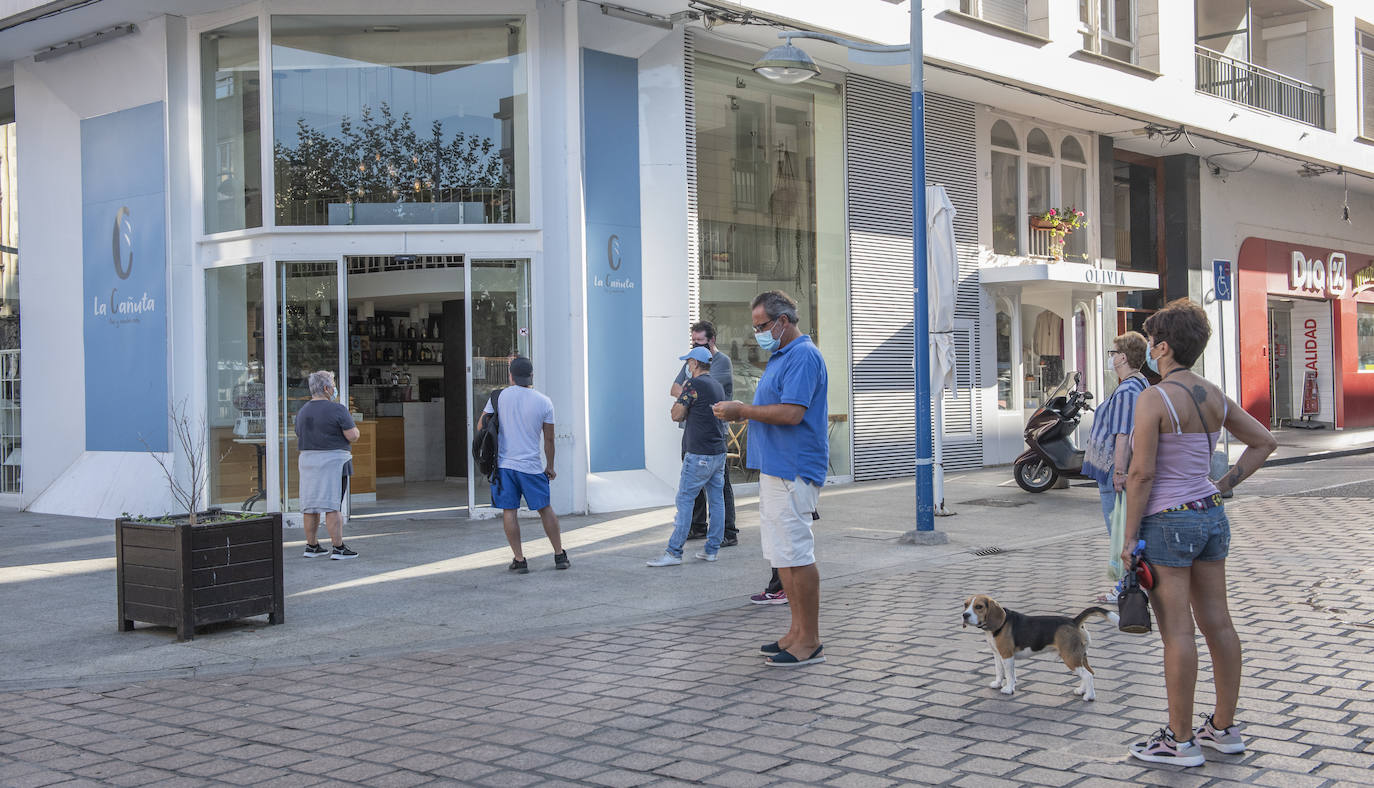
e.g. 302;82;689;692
646;551;682;567
694;551;718;562
1193;714;1246;754
1128;727;1205;767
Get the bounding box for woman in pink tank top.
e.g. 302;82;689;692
1122;299;1277;768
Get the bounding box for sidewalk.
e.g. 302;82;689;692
0;468;1111;689
1263;424;1374;466
1;489;1370;787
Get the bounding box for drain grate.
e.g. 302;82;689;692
972;547;1005;557
960;497;1030;508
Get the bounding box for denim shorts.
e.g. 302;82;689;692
1139;505;1230;567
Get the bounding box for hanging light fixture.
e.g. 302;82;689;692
752;38;820;85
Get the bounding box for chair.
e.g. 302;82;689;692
725;421;754;481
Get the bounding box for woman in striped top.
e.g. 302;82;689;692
1082;331;1149;535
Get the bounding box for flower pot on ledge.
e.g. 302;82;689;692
1029;217;1062;231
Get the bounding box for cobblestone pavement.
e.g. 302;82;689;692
1;496;1371;787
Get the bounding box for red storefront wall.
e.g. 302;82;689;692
1237;237;1374;428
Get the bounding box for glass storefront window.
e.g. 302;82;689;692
1359;303;1374;372
201;20;263;233
271;15;528;227
206;264;266;509
693;57;850;478
995;302;1013;410
0;113;17;494
1022;305;1065;411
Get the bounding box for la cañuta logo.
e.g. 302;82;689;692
93;205;157;321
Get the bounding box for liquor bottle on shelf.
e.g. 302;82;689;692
408;322;417;339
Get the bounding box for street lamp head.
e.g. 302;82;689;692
752;40;820;84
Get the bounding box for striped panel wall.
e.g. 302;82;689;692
684;32;700;324
845;75;983;480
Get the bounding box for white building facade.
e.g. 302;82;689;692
1;0;1371;519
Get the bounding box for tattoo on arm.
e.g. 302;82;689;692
1224;468;1243;489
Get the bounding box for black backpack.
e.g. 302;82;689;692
471;388;503;481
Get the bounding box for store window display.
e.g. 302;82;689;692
1022;306;1065;411
692;56;850;478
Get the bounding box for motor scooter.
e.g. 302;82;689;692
1013;371;1094;493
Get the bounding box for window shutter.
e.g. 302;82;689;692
844;75;983;480
1363;49;1374;138
982;0;1029;31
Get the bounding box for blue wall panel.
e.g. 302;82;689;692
583;49;645;472
81;102;169;452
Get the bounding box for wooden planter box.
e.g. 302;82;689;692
116;512;284;642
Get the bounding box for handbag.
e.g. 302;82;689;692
1117;556;1152;634
1107;493;1127;581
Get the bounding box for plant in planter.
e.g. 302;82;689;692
117;401;284;641
1030;208;1089;261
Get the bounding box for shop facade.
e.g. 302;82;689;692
4;1;1162;519
1236;237;1374;429
20;0;1371;519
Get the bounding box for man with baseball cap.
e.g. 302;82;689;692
647;346;728;566
479;356;568;573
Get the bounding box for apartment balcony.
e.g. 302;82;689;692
1195;45;1325;128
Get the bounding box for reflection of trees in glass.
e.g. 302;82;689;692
274;103;508;221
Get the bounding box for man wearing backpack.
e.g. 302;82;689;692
478;357;568;573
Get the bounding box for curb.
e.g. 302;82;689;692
1263;444;1374;467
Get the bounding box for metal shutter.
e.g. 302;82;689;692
685;31;701;324
845;75;982;480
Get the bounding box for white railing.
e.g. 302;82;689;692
1029;226;1058;259
1195;45;1325;128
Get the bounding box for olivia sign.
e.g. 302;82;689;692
1289;251;1348;298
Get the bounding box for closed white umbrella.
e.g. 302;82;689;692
927;185;958;515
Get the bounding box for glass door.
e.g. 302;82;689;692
467;259;533;511
277;259;344;521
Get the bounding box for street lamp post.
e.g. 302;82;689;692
754;3;944;540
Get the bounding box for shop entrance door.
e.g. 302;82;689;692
1268;303;1292;427
466;260;534;513
276;259;345;526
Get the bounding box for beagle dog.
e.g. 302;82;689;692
961;594;1118;701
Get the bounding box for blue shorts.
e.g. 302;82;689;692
1140;505;1230;567
492;467;551;511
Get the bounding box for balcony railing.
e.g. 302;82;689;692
1195;45;1325;128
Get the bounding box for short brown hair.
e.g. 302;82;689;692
1143;298;1211;368
1113;331;1147;371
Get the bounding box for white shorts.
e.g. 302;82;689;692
759;473;820;568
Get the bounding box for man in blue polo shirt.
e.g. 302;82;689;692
714;290;828;667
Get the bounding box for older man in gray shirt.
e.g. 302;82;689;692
670;321;737;546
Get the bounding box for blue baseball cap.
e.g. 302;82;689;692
678;346;712;365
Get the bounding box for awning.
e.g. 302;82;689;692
980;262;1159;294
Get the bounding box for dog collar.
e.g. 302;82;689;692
990;621;1005;637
